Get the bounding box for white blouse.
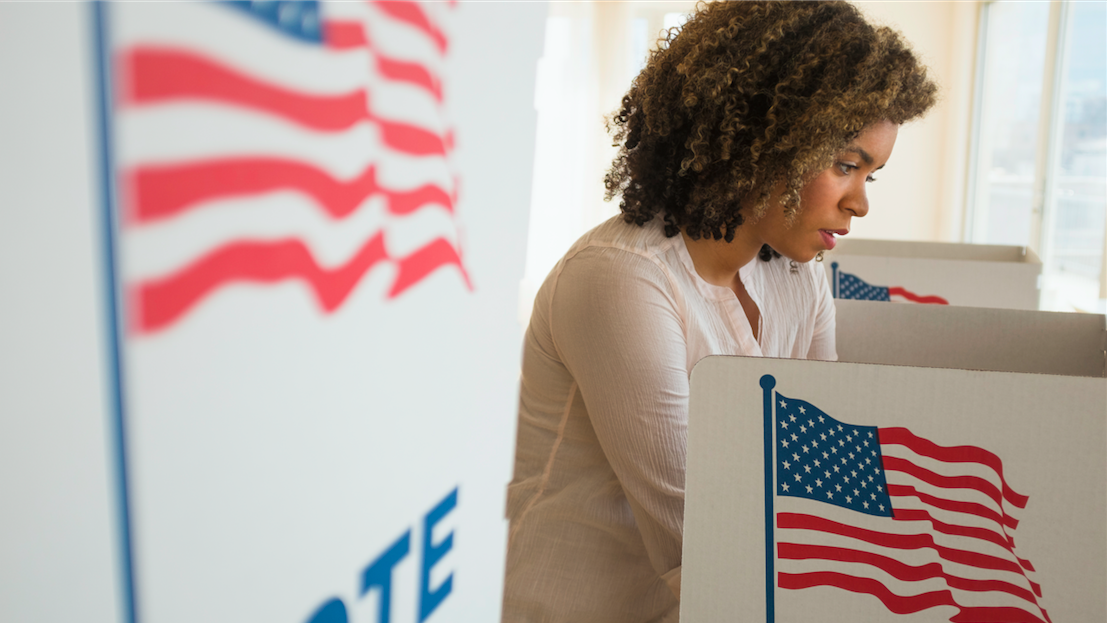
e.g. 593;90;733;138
502;216;836;622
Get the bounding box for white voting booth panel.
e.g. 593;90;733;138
683;306;1106;622
824;238;1042;310
1;3;545;623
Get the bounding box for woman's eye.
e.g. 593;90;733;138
837;162;877;182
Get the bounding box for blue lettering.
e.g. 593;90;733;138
361;530;411;623
419;488;457;622
305;598;348;623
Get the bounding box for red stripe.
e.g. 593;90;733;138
779;543;1042;606
377;119;446;156
133;234;469;333
887;286;949;304
884;457;1021;530
888;503;1040;597
324;20;443;101
122;47;446;156
780;572;1048;623
127;158;453;223
892;509;1032;569
953;606;1052;623
888;483;1018;531
779;571;958;615
883;455;1006;511
373;0;447;53
323;21;368;48
880;427;1028;509
892;507;1011;550
778;513;1029;576
124;47;365;131
389;237;471;298
377;56;443;101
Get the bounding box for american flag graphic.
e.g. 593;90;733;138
766;377;1050;623
110;0;469;334
832;263;949;305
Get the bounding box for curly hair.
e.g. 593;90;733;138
604;1;938;252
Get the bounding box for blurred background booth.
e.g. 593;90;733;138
823;239;1042;310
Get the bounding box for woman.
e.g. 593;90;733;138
503;2;937;621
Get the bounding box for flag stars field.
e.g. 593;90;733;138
776;395;893;518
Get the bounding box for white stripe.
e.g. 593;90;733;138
118;106;452;189
123;193;458;282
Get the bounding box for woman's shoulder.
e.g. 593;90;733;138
537;216;685;310
563;215;679;267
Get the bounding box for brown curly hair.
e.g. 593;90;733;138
604;1;938;252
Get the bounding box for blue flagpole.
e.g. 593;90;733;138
759;375;776;623
831;262;839;298
92;4;138;623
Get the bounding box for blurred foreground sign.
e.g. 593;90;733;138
99;2;543;622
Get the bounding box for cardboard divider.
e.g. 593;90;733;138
683;355;1106;623
684;305;1106;621
835;299;1106;378
824;238;1042;310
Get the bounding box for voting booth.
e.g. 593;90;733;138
0;3;545;623
824;239;1043;310
683;302;1106;622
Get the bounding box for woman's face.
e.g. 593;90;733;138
755;120;899;263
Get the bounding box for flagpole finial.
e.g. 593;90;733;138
759;374;776;390
831;262;839;269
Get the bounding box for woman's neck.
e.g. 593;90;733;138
680;227;764;289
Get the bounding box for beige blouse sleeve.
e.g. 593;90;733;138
548;247;689;582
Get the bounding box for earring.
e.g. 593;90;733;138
789;260;799;274
816;251;825;262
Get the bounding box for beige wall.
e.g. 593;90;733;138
855;1;981;243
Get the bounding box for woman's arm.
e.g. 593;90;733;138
548;247;689;584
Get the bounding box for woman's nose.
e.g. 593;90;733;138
842;184;870;218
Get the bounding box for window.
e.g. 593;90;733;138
967;1;1106;312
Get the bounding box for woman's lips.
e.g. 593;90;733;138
819;229;848;250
